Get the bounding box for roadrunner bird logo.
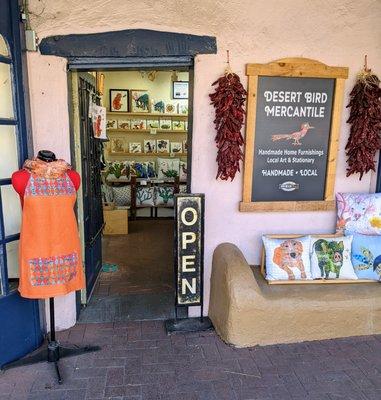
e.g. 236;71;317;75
271;122;314;145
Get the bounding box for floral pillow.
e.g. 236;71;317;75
310;235;357;280
135;187;155;207
262;236;312;281
112;185;131;207
350;233;381;280
336;192;381;235
155;186;174;207
157;158;180;180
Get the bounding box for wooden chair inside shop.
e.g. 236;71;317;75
129;175;180;220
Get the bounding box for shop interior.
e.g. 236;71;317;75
78;68;190;322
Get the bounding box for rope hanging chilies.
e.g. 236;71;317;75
345;55;381;180
209;51;247;181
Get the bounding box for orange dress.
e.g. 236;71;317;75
18;162;85;299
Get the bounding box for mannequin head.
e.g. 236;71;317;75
37;150;57;163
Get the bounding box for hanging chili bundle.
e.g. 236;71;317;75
345;62;381;179
210;68;247;181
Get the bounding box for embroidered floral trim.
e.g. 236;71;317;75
29;252;79;286
25;175;75;197
23;158;71;179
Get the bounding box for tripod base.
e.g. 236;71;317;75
2;340;100;384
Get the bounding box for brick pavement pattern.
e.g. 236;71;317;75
1;321;381;400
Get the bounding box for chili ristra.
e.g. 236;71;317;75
346;70;381;179
210;73;247;181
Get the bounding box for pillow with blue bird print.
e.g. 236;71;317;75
310;235;357;280
350;233;381;280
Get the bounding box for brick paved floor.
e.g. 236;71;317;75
1;321;381;400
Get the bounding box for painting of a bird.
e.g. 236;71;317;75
271;123;314;145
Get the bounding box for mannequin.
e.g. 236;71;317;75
5;150;99;383
12;150;80;206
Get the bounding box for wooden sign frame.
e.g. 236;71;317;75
240;58;348;212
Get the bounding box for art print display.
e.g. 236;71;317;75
110;137;126;153
172;120;185;131
131;89;149;113
156;139;170;153
183;139;188;153
173;81;189;99
131;119;147;130
152;100;165;114
179;104;188;115
129;142;142;154
91;105;107;139
165;103;177;114
159;119;172;131
240;59;348;212
147;119;159;129
106;119;117;129
118;120;131;130
144;139;156;154
110;89;129;112
170;142;183;154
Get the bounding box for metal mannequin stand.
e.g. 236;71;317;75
2;297;100;384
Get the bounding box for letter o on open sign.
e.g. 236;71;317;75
181;207;198;226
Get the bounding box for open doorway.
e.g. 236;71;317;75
69;67;191;323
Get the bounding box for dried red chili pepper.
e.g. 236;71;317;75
210;72;247;181
345;68;381;179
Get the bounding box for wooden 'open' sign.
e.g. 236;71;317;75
240;58;348;212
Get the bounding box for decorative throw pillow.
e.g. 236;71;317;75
155;186;175;207
262;236;312;281
101;184;114;204
136;187;155;207
157;158;180;180
350;233;381;280
179;160;187;182
336;192;381;235
112;185;131;207
310;235;357;280
144;161;156;178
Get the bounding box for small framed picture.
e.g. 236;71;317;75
147;119;159;129
160;119;172;131
183;139;188;153
173;81;189;99
130;89;150;113
118;120;131;130
165;103;177;114
110;137;126;153
152;100;165;114
131;119;147;130
106;119;117;129
179;104;188;115
172;120;185;131
170;142;183;154
110;89;129;112
129;142;142;154
157;139;170;153
144;139;156;154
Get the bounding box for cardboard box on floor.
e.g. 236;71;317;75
103;208;128;235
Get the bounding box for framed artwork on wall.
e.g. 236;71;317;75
173;81;189;99
130;89;150;113
157;139;170;153
144;139;156;153
129;142;142;154
110;137;126;153
110;89;129;112
170;142;183;154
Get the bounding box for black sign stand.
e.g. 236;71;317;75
2;297;100;384
165;194;213;333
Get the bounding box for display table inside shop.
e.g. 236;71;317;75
209;243;381;348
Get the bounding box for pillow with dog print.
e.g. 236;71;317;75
350;233;381;280
262;236;312;281
310;236;357;280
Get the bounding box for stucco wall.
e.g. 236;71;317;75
26;0;381;324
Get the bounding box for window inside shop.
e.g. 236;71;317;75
0;34;23;295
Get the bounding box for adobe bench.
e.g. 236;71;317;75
209;243;381;347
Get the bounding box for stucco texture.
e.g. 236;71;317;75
26;0;381;323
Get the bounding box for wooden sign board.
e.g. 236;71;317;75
240;58;348;212
174;194;204;306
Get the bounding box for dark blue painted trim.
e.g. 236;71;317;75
0;178;12;185
40;29;217;58
0;118;17;125
68;56;193;70
0;54;11;63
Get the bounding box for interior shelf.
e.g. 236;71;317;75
107;111;188;118
109;152;187;157
107;129;187;134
